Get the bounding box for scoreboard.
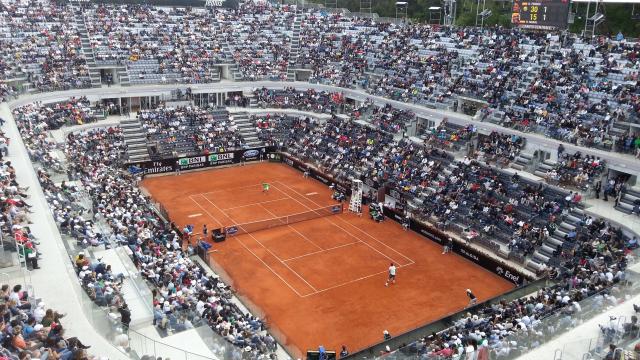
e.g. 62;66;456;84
512;0;570;30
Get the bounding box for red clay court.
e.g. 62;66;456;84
141;162;514;357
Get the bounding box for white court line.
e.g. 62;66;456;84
188;213;203;218
282;241;361;262
255;203;321;292
275;181;415;265
189;195;224;228
300;263;412;298
221;197;290;211
285;224;324;251
258;203;323;252
271;181;411;266
335;215;416;265
197;183;263;196
192;195;307;297
255;202;323;251
198;183;289;197
201;195;319;295
245;230;319;295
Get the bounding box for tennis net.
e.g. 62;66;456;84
225;204;344;236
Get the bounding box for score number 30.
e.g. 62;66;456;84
529;5;547;21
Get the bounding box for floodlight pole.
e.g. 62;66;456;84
360;0;372;16
584;0;591;34
444;0;456;26
396;1;408;22
475;0;487;28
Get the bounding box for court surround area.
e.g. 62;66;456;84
141;162;514;357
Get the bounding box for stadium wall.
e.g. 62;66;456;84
126;146;276;174
382;207;532;286
64;0;239;8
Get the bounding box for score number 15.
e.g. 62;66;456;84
529;5;547;21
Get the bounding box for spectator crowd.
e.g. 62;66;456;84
1;0;640;358
12;100;280;359
1;0;639;156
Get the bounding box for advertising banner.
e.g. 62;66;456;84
126;146;275;175
383;207;530;285
268;153;283;163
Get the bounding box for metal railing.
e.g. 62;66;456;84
63;256;216;360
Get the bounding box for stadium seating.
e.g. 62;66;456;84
140;106;244;159
12;102;279;358
2;0;640;358
0;1;638;159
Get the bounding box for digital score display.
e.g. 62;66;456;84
512;0;570;30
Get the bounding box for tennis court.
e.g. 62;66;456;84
187;180;415;298
141;162;514;357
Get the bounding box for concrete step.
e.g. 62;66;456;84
128;149;149;157
519;152;534;160
126;140;148;148
526;259;545;273
242;136;260;142
120;123;140;130
558;221;576;232
122;129;143;137
546;237;564;247
532;251;549;264
125;138;147;146
539;244;555;257
617;201;634;212
129;155;150;162
624;191;640;203
125;137;147;145
92;248;154;327
538;163;554;171
127;149;148;157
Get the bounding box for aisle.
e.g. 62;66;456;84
0;103;128;359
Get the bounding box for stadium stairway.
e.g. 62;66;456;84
616;186;640;214
286;16;302;81
509;151;535;171
117;64;130;87
533;158;557;178
232;112;263;147
528;204;585;272
92;247;154;328
609;120;632;138
214;23;243;81
247;93;259;108
74;13;102;89
120;118;150;162
62;179;154;329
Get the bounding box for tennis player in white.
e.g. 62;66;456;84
385;263;396;287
